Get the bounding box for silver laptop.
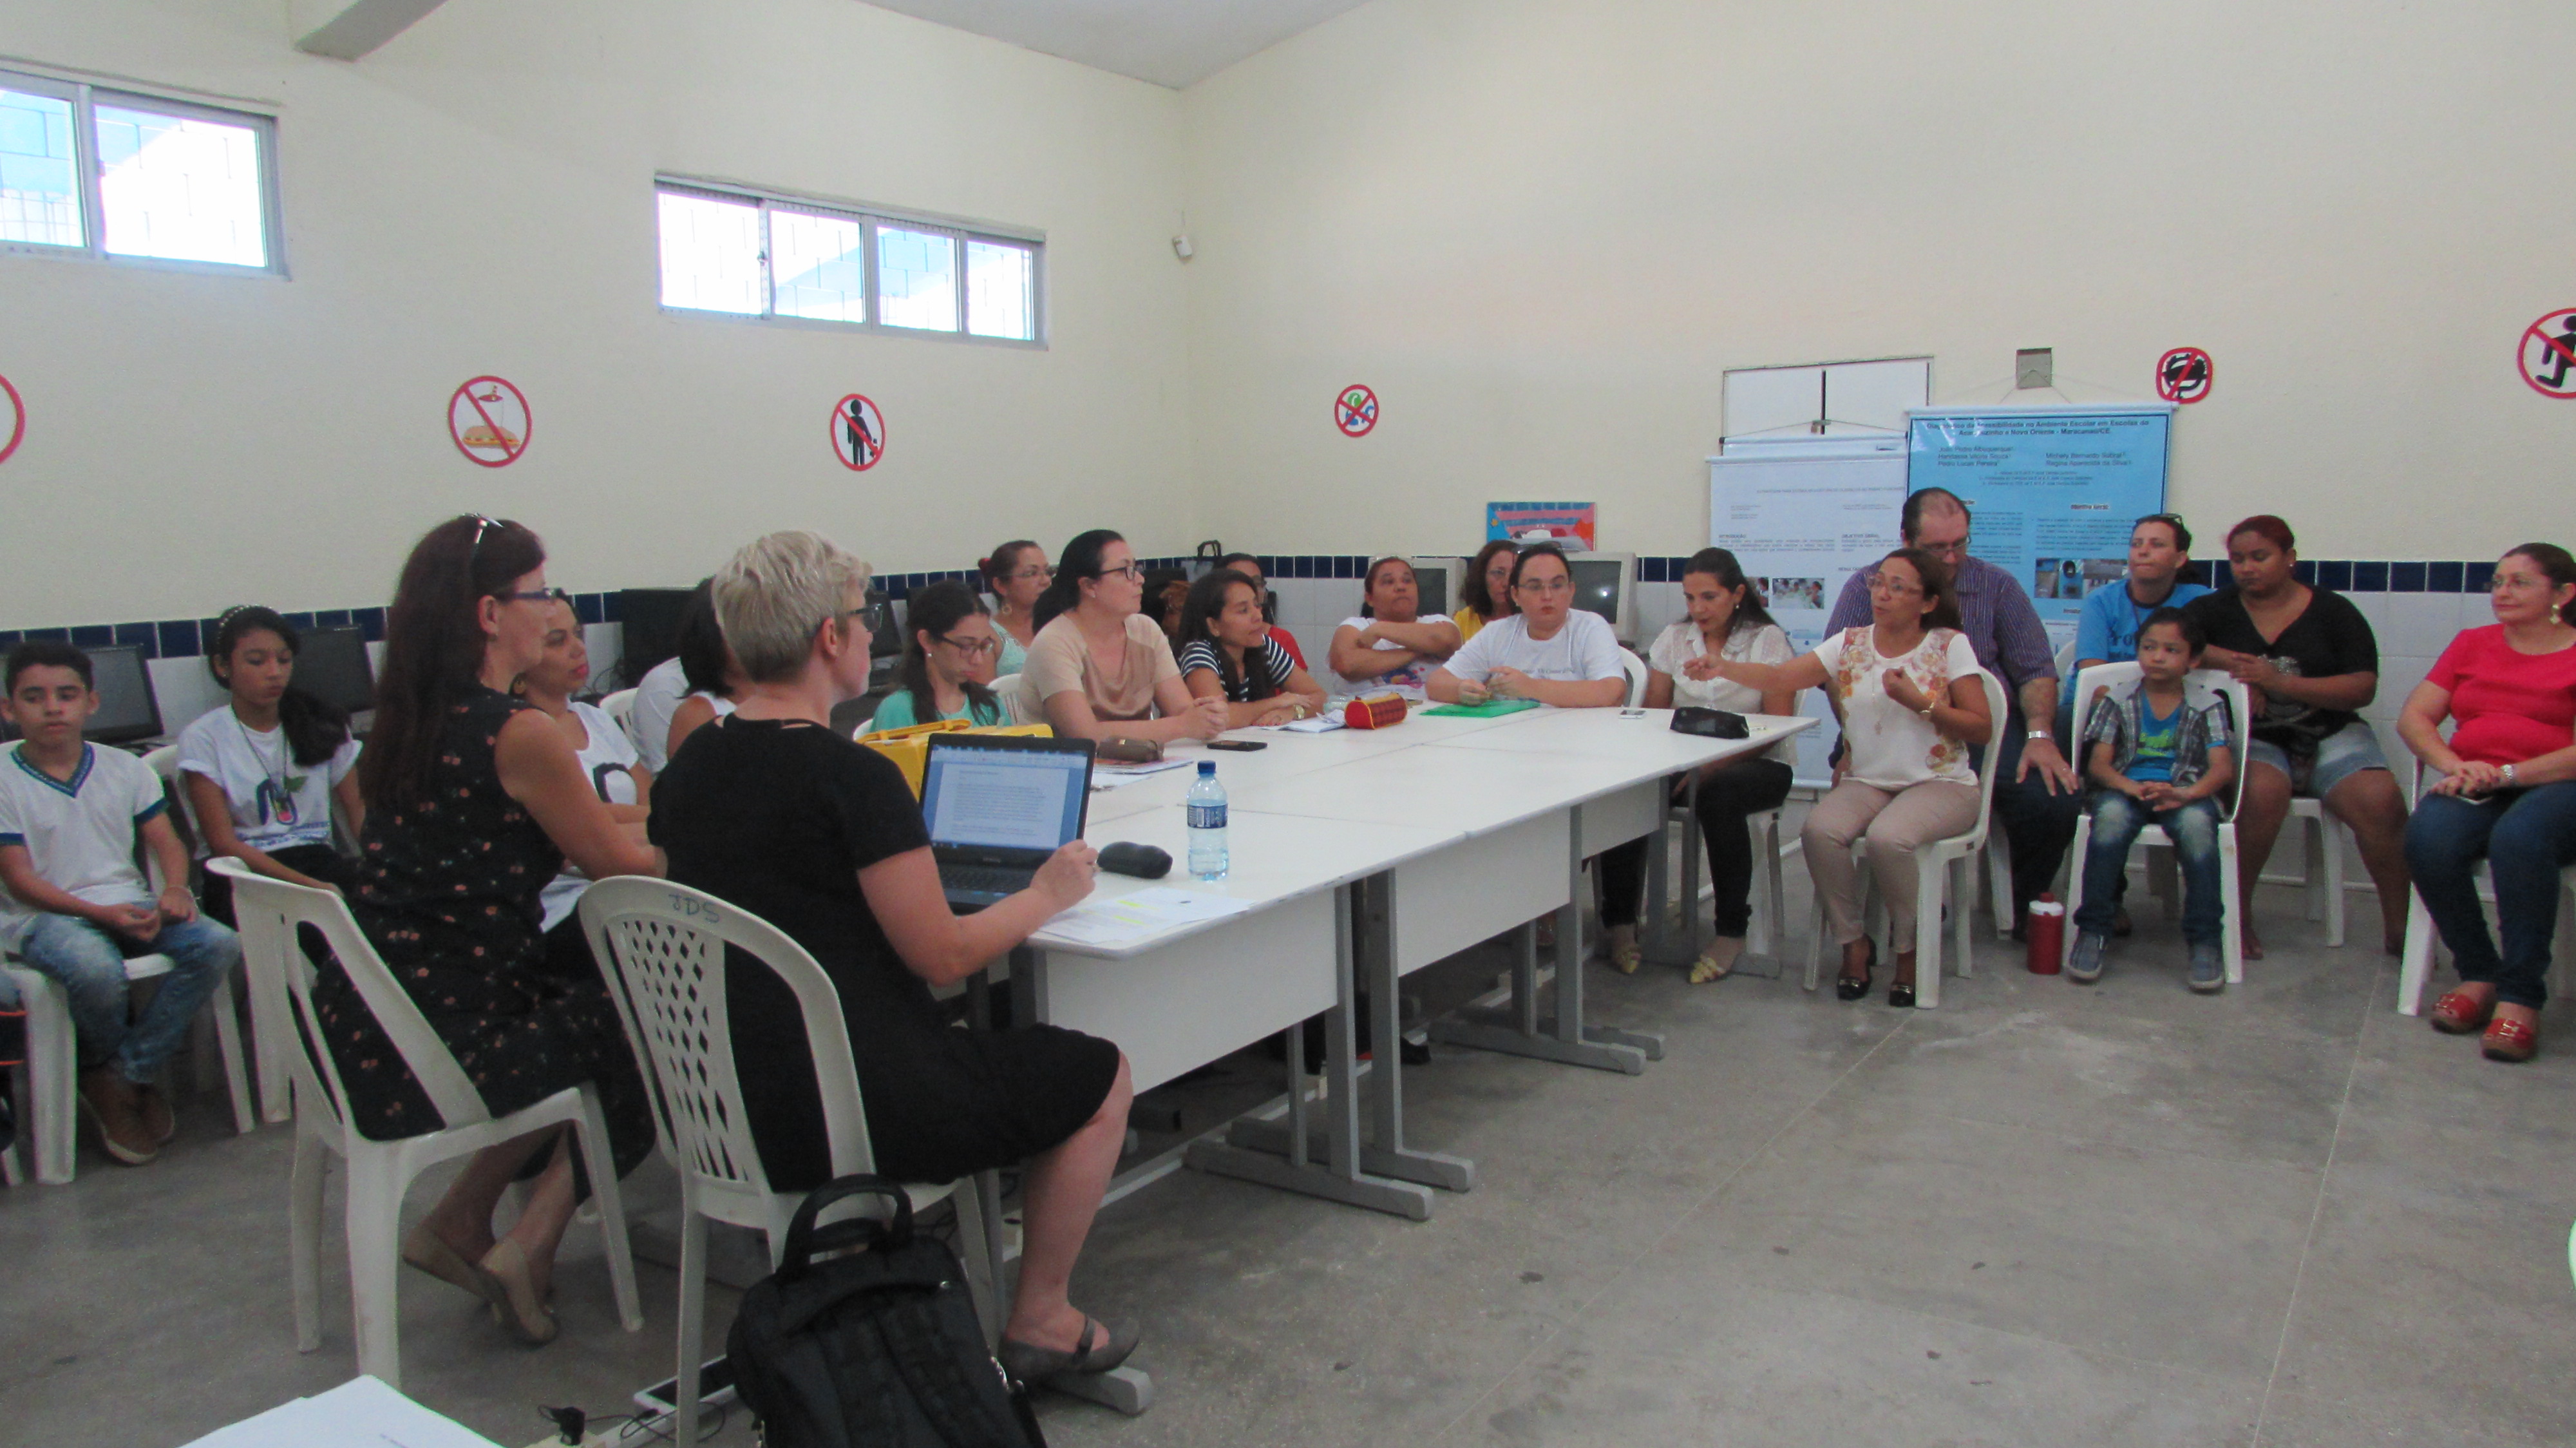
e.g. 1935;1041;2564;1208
920;734;1096;910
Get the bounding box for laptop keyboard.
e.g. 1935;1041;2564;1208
941;865;1028;897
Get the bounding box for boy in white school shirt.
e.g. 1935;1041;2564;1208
0;642;241;1165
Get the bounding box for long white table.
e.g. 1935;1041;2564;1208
1021;705;1816;1219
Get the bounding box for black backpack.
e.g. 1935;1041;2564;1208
729;1175;1045;1448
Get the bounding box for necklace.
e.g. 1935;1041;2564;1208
232;707;296;826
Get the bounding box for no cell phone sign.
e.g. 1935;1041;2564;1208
1335;384;1379;437
2155;347;2212;404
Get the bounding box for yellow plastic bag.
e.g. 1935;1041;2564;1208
857;717;1054;797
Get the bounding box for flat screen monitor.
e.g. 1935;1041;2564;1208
867;589;900;658
293;625;375;717
1567;553;1637;641
1405;557;1465;620
86;644;164;745
617;587;696;683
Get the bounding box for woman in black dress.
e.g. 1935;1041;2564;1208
311;515;663;1346
652;530;1139;1387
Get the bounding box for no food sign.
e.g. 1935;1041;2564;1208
449;376;531;467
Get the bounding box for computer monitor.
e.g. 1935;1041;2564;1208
616;587;696;684
1566;553;1638;642
292;624;375;717
85;645;164;745
866;588;900;659
1405;557;1466;620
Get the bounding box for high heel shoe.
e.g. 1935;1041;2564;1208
1834;940;1876;1002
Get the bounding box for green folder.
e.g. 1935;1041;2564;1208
1419;698;1542;718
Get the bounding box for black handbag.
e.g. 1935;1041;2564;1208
729;1175;1045;1448
1669;707;1750;739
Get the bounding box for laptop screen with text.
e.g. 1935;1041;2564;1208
922;741;1090;855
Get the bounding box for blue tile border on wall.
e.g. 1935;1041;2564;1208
0;558;2503;663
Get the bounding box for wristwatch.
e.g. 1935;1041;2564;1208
2503;763;2519;788
2027;729;2052;742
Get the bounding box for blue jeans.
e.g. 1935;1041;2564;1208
14;911;240;1083
2403;784;2576;1009
2076;793;2225;947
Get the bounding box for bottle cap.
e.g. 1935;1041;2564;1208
1197;759;1216;776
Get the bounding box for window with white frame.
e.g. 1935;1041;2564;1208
655;180;1041;344
0;68;280;272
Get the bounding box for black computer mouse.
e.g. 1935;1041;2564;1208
1098;842;1173;879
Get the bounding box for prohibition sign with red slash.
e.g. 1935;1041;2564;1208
448;376;531;467
2520;309;2576;398
831;394;886;470
2155;347;2213;405
1335;383;1378;437
0;374;22;466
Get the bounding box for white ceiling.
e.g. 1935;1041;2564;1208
861;0;1375;89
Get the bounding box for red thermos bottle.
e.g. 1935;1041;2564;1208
2026;893;2065;975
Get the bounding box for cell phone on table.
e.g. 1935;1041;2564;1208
635;1354;737;1416
1619;708;1647;718
1208;739;1268;751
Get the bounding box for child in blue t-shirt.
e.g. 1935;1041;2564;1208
2069;609;2236;991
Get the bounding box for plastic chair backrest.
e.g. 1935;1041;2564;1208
600;689;638;738
1617;648;1648;708
992;672;1039;727
140;744;198;869
579;877;874;1195
2068;662;2253;819
1962;668;2010;848
207;856;488;1134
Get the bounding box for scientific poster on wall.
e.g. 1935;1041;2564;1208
1904;405;2174;632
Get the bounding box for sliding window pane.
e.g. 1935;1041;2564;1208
658;189;764;314
876;224;957;332
0;88;80;248
965;239;1034;340
771;208;867;323
95;104;267;266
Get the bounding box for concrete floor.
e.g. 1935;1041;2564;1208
6;878;2572;1447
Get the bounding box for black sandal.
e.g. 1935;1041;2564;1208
1888;979;1917;1008
1835;940;1877;1002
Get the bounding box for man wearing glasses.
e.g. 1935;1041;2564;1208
1824;487;2079;937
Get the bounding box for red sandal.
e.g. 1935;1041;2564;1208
2429;990;2496;1035
2483;1015;2539;1063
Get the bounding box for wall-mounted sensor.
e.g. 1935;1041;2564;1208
1171;234;1194;260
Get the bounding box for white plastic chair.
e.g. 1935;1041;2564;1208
2273;798;2351;947
992;671;1042;727
1616;648;1649;708
1803;669;2009;1008
599;687;638;741
209;857;643;1389
2392;759;2576;1015
146;742;281;1125
580;877;999;1448
5;752;252;1183
2058;665;2252;984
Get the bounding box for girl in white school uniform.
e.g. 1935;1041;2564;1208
514;597;650;973
178;606;365;925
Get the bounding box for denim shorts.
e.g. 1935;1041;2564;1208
2244;720;2390;799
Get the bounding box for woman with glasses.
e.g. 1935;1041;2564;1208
1026;529;1229;743
869;581;1007;729
2183;515;2411;958
1425;544;1625;708
1452;540;1522;642
980;540;1051;676
1700;548;1993;1007
1176;569;1329;727
311;516;661;1348
2398;544;2576;1062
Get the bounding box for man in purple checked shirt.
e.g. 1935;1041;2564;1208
1824;487;2082;937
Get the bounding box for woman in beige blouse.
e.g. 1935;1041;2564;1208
1026;529;1229;744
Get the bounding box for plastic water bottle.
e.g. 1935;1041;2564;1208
1186;759;1229;881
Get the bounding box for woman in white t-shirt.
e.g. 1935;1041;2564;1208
663;582;744;767
1425;546;1627;708
515;598;650;974
1596;548;1803;983
178;606;365;925
1329;557;1463;700
625;578;712;773
1703;548;1992;1007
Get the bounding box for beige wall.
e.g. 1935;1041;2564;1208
1179;0;2576;561
0;0;1193;627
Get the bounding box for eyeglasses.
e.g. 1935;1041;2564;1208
936;633;999;657
1515;576;1574;595
1870;575;1924;598
494;587;572;608
2490;573;2548;593
1092;562;1144;582
1006;566;1055;581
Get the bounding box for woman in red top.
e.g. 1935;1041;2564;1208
2398;543;2576;1061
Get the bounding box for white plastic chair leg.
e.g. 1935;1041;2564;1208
2396;888;2438;1016
571;1085;645;1333
343;1145;408;1389
2323;816;2347;947
672;1192;709;1448
2220;828;2245;985
953;1176;1000;1345
211;984;254;1134
2061;812;2094;969
290;1126;328;1352
19;975;77;1186
1911;852;1946;1009
1951;853;1973;983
